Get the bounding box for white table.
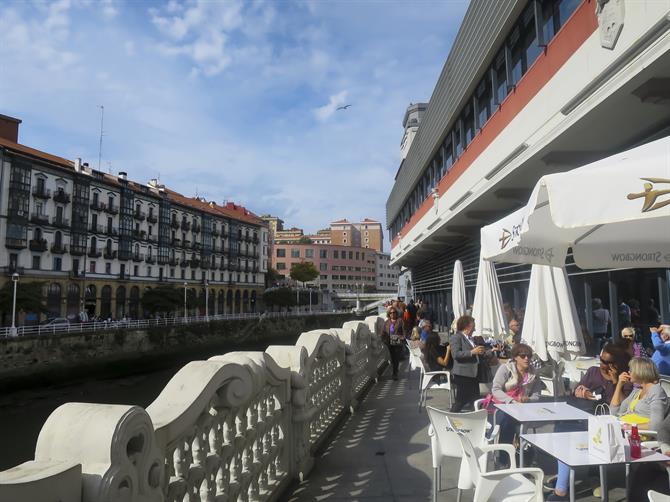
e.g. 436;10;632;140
494;401;591;467
522;431;670;502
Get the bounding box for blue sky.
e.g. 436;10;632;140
0;0;468;241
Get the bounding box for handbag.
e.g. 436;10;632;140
480;386;525;414
588;404;627;462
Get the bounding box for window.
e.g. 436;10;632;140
320;249;328;259
105;263;112;274
355;252;360;260
305;249;314;258
320;263;327;271
343;239;347;244
134;265;139;276
348;251;353;260
53;257;62;271
276;248;286;258
147;266;152;276
276;262;286;270
291;248;300;258
334;250;339;259
32;255;40;269
320;275;328;280
90;261;96;273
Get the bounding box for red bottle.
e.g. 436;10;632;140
629;425;642;459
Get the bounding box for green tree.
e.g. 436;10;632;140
266;267;283;283
298;236;313;244
141;286;182;314
263;287;295;310
0;280;46;316
290;261;319;285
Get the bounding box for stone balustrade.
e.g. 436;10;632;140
0;316;389;502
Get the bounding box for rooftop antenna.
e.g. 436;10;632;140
98;105;105;171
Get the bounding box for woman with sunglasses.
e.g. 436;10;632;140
490;343;544;451
620;327;645;358
547;343;632;501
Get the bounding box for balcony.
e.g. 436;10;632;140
133;209;146;221
171;219;180;229
104;227;118;237
145;255;156;264
148;235;158;243
52;217;70;229
69;270;84;278
212;228;220;237
147;213;158;224
90;200;106;212
201;261;210;270
29;238;48;252
192;222;201;233
88;247;102;258
30;212;50;225
219;262;228;271
50;243;67;254
4;265;26;276
221;229;228;238
70;247;85;257
105;204;118;215
172;238;181;247
90;224;104;234
119;272;129;281
191;259;200;268
181;220;191;231
168;258;178;267
183;239;191;248
132;252;144;262
133;230;147;240
32;186;51;199
252;236;259;244
103;249;117;260
53;190;71;204
180;259;190;268
192;241;201;251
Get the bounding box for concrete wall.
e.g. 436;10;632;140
0;313;357;389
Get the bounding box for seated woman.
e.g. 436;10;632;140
611;356;668;431
490;343;543;448
651;325;670;376
421;331;450;372
547;343;632;501
408;326;423;350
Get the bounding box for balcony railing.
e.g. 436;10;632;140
192;242;201;251
32;187;51;199
70;247;85;257
53;190;71;204
50;243;67;254
168;258;178;266
148;235;158;243
88;247;102;258
183;239;191;247
132;253;144;262
29;239;48;252
192;223;201;233
145;256;155;264
90;201;106;212
52;217;70;228
3;265;25;276
212;228;220;236
133;230;147;240
191;259;200;268
104;227;118;237
171;219;180;229
133;210;146;221
180;259;189;268
30;212;49;225
103;249;117;260
147;213;158;223
172;238;181;247
104;204;118;215
181;220;191;231
90;224;104;234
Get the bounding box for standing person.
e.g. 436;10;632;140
381;308;405;380
620;327;645;358
419;300;434;324
592;298;611;350
651;325;670;376
406;299;417;327
450;315;483;412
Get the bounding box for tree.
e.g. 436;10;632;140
263;287;295;310
266;267;283;284
0;280;46;316
298;236;313;244
141;286;182;314
290;261;319;285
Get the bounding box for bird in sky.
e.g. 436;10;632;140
336;104;352;111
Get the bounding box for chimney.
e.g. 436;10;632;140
0;114;22;143
118;171;127;180
74;158;82;173
148;178;158;188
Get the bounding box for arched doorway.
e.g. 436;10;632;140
66;283;80;320
217;290;225;315
208;288;215;315
46;283;62;318
85;284;97;318
198;289;206;316
234;290;241;314
226;290;233;314
250;290;257;313
101;285;112;319
242;290;249;313
129;286;140;319
116;286;126;319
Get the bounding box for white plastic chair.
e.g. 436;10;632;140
659;378;670;397
406;341;423;387
454;426;544;502
426;407;490;502
474;398;501;444
418;345;454;408
648;490;670;502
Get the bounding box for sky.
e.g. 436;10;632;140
0;0;469;241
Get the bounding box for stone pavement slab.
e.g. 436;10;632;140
280;361;629;502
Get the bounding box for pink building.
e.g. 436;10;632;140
272;242;376;291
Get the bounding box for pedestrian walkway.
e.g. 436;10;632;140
280;361;629;502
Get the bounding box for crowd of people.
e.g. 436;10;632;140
380;297;670;501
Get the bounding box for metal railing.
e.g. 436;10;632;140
0;309;351;337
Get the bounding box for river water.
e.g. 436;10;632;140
0;335;298;471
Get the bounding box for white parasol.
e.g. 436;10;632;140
452;260;467;320
471;251;507;339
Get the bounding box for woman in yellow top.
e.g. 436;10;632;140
611;357;668;431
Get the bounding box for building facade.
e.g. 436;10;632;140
0;117;268;323
330;218;384;252
375;252;400;293
386;0;670;334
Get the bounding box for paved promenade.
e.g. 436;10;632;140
280;360;629;502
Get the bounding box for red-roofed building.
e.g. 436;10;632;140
0;115;269;323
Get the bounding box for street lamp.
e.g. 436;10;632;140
183;282;188;321
10;272;19;336
204;279;209;321
355;282;361;313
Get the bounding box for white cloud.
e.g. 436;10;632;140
313;91;349;122
101;0;118;19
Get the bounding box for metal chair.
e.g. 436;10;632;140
426;407;489;502
453;425;544;502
